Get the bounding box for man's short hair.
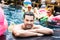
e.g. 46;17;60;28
23;12;35;19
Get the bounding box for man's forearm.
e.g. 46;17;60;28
27;29;37;33
13;30;43;37
27;29;54;35
19;31;38;37
34;29;54;34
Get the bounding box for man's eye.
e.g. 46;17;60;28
30;20;33;22
26;20;29;21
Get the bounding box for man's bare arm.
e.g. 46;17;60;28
12;25;43;37
35;28;54;35
28;25;54;35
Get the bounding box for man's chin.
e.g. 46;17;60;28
26;25;32;29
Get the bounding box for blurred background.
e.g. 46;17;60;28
0;0;60;30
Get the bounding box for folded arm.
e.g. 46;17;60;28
13;30;43;37
12;25;43;37
29;25;54;35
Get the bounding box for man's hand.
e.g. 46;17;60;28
37;33;44;36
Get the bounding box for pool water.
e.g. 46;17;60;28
3;5;24;26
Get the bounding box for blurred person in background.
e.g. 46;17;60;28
47;8;54;21
25;4;33;13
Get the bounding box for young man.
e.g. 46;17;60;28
12;12;54;37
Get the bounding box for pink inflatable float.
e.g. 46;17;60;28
52;15;60;21
0;7;8;36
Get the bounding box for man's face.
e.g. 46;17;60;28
28;7;31;11
24;15;34;29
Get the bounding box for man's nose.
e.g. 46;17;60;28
28;21;31;24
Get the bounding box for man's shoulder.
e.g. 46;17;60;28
17;23;24;26
33;24;43;29
13;23;24;29
14;23;23;27
34;24;42;27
